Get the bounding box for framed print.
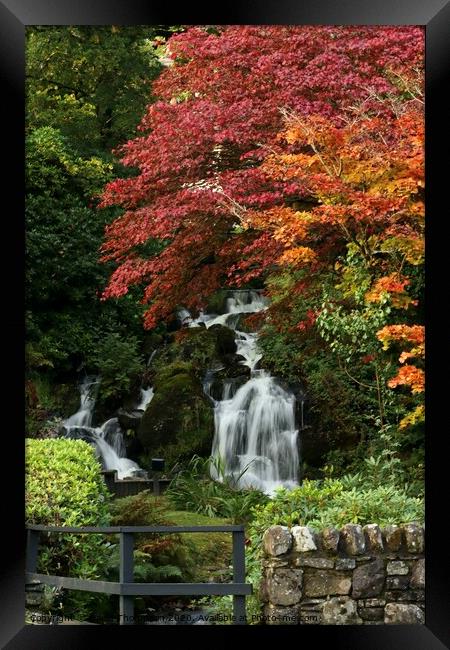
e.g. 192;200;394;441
1;0;448;647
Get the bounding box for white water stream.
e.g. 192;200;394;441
181;290;299;495
63;376;150;479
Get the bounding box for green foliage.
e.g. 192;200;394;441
91;332;144;402
25;26;168;397
26;26;163;151
166;456;269;523
108;491;194;584
154;327;219;379
236;469;424;624
25;438;111;620
258;325;302;384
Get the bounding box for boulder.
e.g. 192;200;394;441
117;408;144;432
170;327;219;374
137;368;214;466
142;332;163;355
219;354;251;379
363;524;384;553
335;558;356;571
205;290;228;315
386;561;409;576
209;375;248;401
294;557;334;569
208;324;237;355
386;576;410;590
404;523;424;553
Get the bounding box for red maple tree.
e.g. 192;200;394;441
99;25;424;329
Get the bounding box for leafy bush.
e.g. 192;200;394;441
249;478;423;537
109;490;193;581
91;332;144;402
25;438;111;620
166;455;269;523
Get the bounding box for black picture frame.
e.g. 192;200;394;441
1;1;448;647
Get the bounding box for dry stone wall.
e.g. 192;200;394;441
260;523;424;625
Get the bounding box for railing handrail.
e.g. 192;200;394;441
26;524;245;533
26;523;250;625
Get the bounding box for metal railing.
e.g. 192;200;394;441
26;524;252;625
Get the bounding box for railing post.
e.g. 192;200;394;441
232;529;246;625
119;531;134;625
26;529;40;574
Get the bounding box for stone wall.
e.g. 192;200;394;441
260;523;424;625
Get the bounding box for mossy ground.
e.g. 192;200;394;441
150;495;233;581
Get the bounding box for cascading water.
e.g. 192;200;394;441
137;387;154;411
182;290;299;495
62;376;146;480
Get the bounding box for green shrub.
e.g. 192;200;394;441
91;332;144;402
25;438;112;620
228;475;424;625
109;490;194;581
249;478;424;537
166;455;269;523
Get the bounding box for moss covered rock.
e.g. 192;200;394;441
156;327;219;378
208;324;237;356
137;366;214;467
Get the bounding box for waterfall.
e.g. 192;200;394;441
136;387;154;411
62;376;145;480
181;290;299;495
64;376;98;427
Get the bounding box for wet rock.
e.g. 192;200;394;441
206;290;228;315
384;603;424;624
263;526;292;556
219;354;251;378
322;597;362;625
137;369;214;464
410;559;425;589
352;559;385;598
404;523;424;553
363;524;384;553
265;567;303;606
340;524;365;555
142;332;163;355
303;571;351;597
208;324;237;355
291;526;317;552
117;408;144;431
298;428;335;468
